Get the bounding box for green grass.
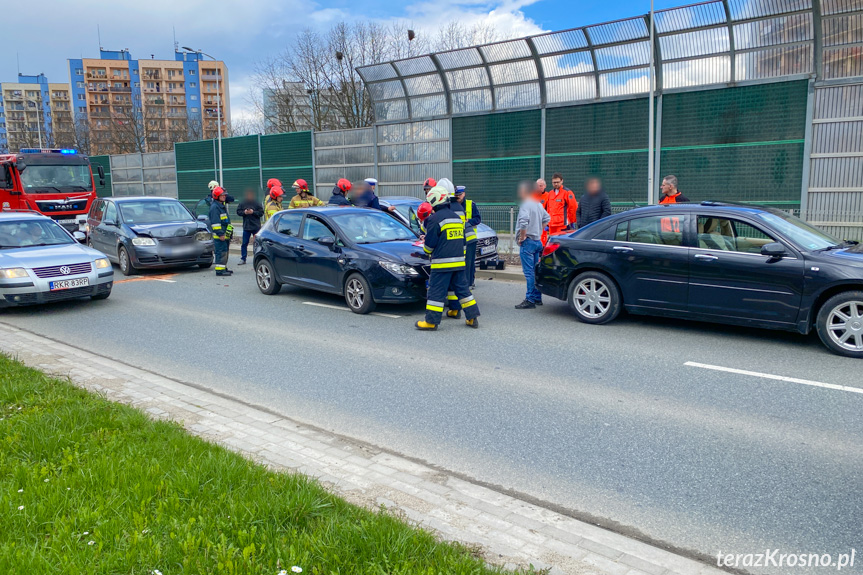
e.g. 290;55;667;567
0;354;515;575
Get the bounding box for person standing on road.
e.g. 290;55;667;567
544;173;578;241
236;188;264;266
264;184;284;222
288;179;325;209
515;181;549;309
416;185;480;331
205;180;234;208
576;177;612;229
328;178;352;206
659;175;689;204
533;178;548;205
453;185;481;288
209;186;233;277
353;178;396;213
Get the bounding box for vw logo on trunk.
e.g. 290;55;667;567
59;266;71;275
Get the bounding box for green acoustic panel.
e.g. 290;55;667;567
175;140;216;173
453;110;541;160
546;152;649;205
546;99;650;154
261;168;314;194
177;172;214;204
453;157;541;203
220;136;260;171
221;168;262;198
261;132;313;170
661;80;808;146
659;142;804;203
89;155;112;197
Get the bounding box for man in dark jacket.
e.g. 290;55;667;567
236;188;264;265
328;178;352;206
352;178;395;213
576;178;612;229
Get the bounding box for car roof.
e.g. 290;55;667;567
0;211;50;222
108;196;180;203
380;196;421;204
287;206;389;215
615;202;789;218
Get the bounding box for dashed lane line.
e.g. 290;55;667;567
302;301;401;319
684;361;863;395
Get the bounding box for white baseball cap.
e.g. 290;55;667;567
364;178;378;186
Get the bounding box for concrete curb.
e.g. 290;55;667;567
0;323;726;575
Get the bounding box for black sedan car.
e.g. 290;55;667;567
86;197;214;275
253;207;429;313
537;202;863;357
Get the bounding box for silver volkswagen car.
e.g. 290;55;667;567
0;211;113;308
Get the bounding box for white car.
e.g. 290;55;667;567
0;211;113;308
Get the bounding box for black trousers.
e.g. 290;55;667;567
426;268;479;324
465;240;477;286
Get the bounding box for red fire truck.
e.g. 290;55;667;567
0;148;104;233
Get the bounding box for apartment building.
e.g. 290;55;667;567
68;49;229;154
0;74;73;153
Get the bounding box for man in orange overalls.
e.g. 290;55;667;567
543;173;578;243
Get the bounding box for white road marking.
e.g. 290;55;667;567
684;361;863;395
154;279;177;283
302;301;401;319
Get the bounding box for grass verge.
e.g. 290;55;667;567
0;354;516;574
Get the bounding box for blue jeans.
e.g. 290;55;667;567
240;230;255;261
520;238;543;302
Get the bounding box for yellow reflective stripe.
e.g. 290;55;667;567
431;261;466;269
461;299;477;308
220;214;228;220
466;200;472;219
423;245;433;254
426;304;444;312
459;295;475;304
466;233;477;241
446;294;458;300
440;223;463;232
212;224;222;230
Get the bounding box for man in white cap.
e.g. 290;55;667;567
353;177;394;213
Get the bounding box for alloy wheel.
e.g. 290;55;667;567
119;249;129;274
574;278;611;319
346;278;365;310
256;263;272;291
826;300;863;352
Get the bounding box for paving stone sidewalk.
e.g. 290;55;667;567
0;323;725;575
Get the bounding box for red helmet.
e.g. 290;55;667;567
337;178;352;193
269;186;285;199
292;179;309;191
417;201;433;222
423;177;437;190
212;186;226;200
267;178;282;189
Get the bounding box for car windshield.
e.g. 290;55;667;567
331;211;416;244
19;164;92;193
0;219;75;249
119;200;194;224
756;212;842;251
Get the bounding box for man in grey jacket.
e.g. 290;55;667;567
515;181;550;309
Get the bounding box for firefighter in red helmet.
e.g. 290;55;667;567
264;185;284;222
288;179;325;209
208;186;233;276
328;178;352;206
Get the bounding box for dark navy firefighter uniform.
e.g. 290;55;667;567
422;204;480;325
209;199;234;273
446;198;481;313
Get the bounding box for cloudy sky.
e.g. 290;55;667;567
4;0;682;119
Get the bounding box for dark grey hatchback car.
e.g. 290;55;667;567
86;197;214;275
537;202;863;357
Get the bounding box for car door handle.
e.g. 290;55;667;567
694;253;718;261
613;246;633;253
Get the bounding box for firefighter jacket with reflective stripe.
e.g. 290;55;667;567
264;197;282;221
209;200;233;240
423;204;466;270
451;200;480;242
288;193;325;209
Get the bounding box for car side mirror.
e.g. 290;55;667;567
97;165;105;186
761;242;786;258
318;236;336;249
73;231;86;243
197;214;208;222
2;165;13;189
15;159;26;173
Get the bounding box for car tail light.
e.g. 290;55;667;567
542;242;561;257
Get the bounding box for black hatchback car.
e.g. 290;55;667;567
87;197;214;275
537;202;863;357
253;207;429;313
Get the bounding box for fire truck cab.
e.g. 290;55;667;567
0;148;104;233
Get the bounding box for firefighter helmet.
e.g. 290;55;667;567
426;186;449;208
417;201;433;222
292;179;309;191
208;180;220;191
437;177;455;199
212;186;226;200
269;186;285;198
337;178;352;193
423;177;437;190
267;178;282;189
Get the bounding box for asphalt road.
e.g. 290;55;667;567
2;264;861;573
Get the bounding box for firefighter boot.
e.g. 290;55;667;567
465;318;479;329
415;321;438;331
446;310;461;319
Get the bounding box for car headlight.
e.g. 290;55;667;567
379;261;419;276
131;237;156;246
94;258;111;269
195;231;212;242
0;268;29;279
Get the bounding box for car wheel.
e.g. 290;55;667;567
567;271;621;325
816;291;863;358
118;246;136;276
344;273;376;314
255;258;281;295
